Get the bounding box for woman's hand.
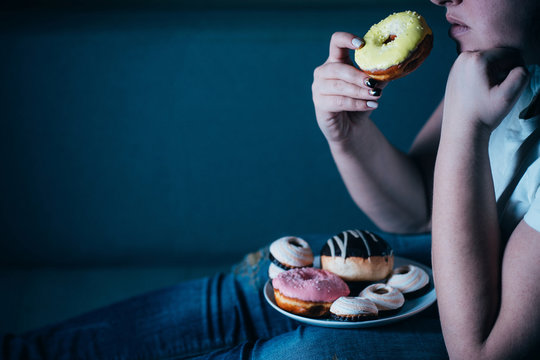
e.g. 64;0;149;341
312;32;386;144
443;48;529;133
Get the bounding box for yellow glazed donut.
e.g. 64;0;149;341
355;11;433;81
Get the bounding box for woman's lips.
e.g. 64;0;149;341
449;24;470;38
446;14;470;39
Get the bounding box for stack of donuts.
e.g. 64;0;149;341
269;230;430;320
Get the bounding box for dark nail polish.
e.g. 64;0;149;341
365;78;378;88
369;88;381;96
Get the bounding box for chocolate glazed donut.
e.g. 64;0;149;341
320;230;394;283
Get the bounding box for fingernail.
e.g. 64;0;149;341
364;78;378;88
367;101;378;109
352;38;364;48
369;88;381;97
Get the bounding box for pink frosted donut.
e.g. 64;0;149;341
272;268;350;318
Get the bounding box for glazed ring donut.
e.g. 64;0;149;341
359;283;405;314
268;236;314;279
354;11;433;81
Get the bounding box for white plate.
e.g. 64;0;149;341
263;256;436;328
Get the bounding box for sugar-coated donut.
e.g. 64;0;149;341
359;283;404;314
355;11;433;81
320;230;394;282
329;296;378;321
272;267;349;318
386;264;429;298
268;236;314;279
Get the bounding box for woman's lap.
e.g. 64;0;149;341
1;232;446;359
194;317;445;360
255;318;444;360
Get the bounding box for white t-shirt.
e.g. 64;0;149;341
489;65;540;238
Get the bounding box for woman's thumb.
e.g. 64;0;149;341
495;66;529;107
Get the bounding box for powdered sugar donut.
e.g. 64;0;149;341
272;267;349;318
268;236;314;279
386;264;429;298
359;283;404;315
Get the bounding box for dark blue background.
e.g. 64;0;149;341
0;2;455;332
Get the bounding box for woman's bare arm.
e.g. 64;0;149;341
313;32;443;234
329;101;442;233
409;99;444;224
432;49;539;359
433;123;540;358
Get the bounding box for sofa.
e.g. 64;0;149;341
0;0;455;333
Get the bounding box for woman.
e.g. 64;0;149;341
3;0;539;358
313;0;540;358
313;0;540;359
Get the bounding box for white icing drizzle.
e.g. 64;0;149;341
341;232;348;258
386;265;429;294
366;231;379;242
330;296;378;316
357;231;372;258
328;229;365;259
327;238;335;258
268;263;285;279
360;283;404;311
269;236;314;267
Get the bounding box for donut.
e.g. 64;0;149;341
386;264;430;298
320;230;394;283
354;11;433;81
272;267;349;318
359;283;405;315
329;296;378;321
268;236;314;279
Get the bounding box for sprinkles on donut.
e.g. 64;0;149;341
355;11;433;81
272;267;350;318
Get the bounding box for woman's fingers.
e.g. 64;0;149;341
315;94;379;112
313;34;389;115
313;62;385;112
313;64;385;112
314;62;386;91
327;32;364;64
315;62;362;87
317;78;382;100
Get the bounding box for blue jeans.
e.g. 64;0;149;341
1;233;447;359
